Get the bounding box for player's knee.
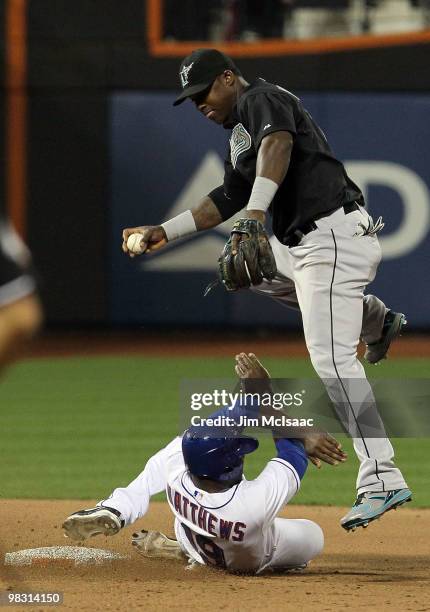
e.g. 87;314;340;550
310;521;324;558
15;295;43;339
0;294;43;341
308;346;361;379
302;520;324;560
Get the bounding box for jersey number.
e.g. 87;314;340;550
181;523;226;568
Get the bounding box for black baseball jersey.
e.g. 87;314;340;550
209;79;363;242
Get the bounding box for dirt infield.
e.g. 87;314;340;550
1;501;428;612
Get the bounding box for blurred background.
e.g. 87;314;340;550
162;0;430;41
1;0;429;503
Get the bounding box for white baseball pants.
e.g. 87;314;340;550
252;206;408;494
257;518;324;573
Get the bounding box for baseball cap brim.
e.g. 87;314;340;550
173;81;213;106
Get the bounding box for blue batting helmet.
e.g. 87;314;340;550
182;429;259;483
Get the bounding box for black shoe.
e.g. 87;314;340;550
62;506;124;541
364;311;406;364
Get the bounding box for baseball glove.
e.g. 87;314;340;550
217;218;277;292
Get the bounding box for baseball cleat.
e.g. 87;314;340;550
131;529;185;561
279;563;308;573
62;506;124;541
364;310;406;364
341;488;412;531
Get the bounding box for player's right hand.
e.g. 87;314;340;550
122;225;167;258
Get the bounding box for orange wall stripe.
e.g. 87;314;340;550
5;0;27;238
146;1;430;57
147;0;163;47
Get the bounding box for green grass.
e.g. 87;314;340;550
0;356;428;506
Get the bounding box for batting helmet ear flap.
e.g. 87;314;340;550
182;431;259;483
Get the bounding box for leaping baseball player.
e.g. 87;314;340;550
122;49;411;531
63;353;347;573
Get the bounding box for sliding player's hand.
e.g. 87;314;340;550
303;432;348;468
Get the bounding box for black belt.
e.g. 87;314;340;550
282;202;360;248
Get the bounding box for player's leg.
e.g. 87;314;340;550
291;208;409;526
259;518;324;573
251;272;299;310
250;234;300;308
63;437;182;540
361;295;406;364
253;237;402;365
254;280;403;364
0;221;42;373
361;294;388;344
0;294;42;371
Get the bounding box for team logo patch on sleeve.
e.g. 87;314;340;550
229;123;252;169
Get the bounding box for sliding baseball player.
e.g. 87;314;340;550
63;353;347;573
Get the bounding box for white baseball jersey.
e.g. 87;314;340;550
164;437;301;573
102;436;324;574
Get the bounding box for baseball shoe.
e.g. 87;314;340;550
62;506;124;541
341;488;412;531
131;529;185;561
364;310;406;364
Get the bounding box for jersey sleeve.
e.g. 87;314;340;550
164;436;186;476
98;436;184;527
208;158;251;221
241;92;297;150
252;458;301;527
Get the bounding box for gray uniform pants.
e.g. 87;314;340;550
252;206;407;494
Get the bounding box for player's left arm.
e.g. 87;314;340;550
252;438;307;525
220;131;293;290
245;130;293;222
230;91;296;251
230;132;293;252
257;131;293;184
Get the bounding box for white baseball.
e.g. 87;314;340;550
127;233;146;255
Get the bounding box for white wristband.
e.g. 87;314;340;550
161;210;197;242
246;176;279;212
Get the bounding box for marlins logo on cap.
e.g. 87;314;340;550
180;62;194;88
173;48;240;106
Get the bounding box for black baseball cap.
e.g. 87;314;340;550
173;48;240;106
